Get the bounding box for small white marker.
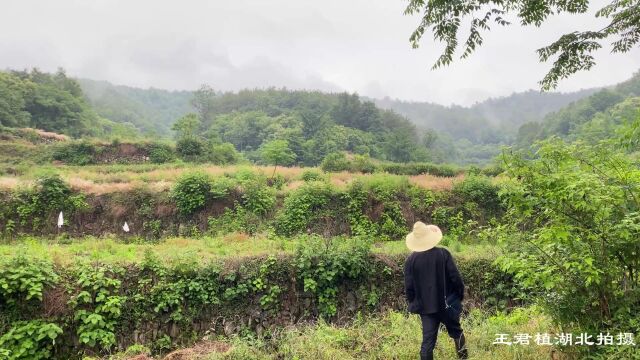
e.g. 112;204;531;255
57;211;64;228
123;222;130;233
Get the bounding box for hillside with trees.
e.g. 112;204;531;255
186;88;430;165
516;71;640;147
3;68;639;167
78;78;193;137
0;69;140;139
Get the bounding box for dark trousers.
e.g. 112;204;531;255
420;311;463;357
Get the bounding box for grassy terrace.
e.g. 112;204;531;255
0;163;462;194
0;234;499;266
1;235;555;360
196;307;558;360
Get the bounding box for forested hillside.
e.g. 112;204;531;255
174;88;432;165
0;69;141;139
78;78;193;137
516;71;640;147
3;68;639;167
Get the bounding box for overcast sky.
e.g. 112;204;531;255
1;0;639;106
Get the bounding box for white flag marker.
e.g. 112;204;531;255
57;211;64;228
123;222;130;233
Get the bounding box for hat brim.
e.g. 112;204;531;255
405;231;442;252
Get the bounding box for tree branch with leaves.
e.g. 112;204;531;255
404;0;640;90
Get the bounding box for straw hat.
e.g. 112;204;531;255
405;222;443;252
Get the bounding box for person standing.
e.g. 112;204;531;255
404;222;468;360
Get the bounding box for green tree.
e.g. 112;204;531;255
498;139;640;334
422;128;439;148
192;84;216;123
171;113;201;140
260;139;296;176
209;142;241;165
405;0;640;90
0;72;31;127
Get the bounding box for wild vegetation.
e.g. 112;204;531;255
1;64;640;359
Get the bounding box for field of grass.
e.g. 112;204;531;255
0;234;499;269
0;163;462;194
0;234;500;266
0;160;532;359
103;306;567;360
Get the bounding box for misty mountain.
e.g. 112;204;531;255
373;88;599;144
517;71;640;146
78;78;194;137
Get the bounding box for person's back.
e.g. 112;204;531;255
404;222;468;360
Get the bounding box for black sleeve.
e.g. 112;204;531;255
404;255;415;304
445;250;465;300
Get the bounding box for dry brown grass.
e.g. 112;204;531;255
5;163;461;194
222;232;250;243
68;177;141;195
0;177;21;190
408;174;464;191
328;171;357;189
27;128;69;141
66;165;309;185
284;180;304;191
163;341;231;360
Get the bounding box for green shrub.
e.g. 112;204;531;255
295;236;372;317
52;141;96;165
172;172;212;215
276;181;335;236
9;175;87;231
352;155;377;173
481;164;504;177
269;173;286;190
232;168;258;184
0;254;58;305
431;206;464;235
35;175;72;209
0;321;63;360
210;177;236;199
208;205;262;235
380;162;459;177
345;181;378;237
147;142;175;164
242;181;276;216
176;138;206;160
301;170;323;182
498;140;640;335
69;264;124;349
320;152;350;172
209;143;240;165
452;175;502;214
407;186;436;213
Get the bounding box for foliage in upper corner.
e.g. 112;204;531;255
404;0;640;90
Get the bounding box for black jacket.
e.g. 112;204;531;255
404;247;465;314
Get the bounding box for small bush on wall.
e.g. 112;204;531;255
172;172;212;216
